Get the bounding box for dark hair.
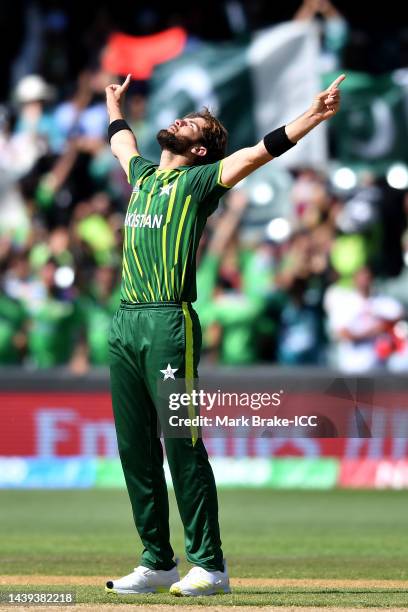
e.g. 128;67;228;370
185;107;228;164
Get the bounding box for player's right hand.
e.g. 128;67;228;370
105;74;132;104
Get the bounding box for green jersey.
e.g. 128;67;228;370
121;155;231;304
0;293;25;364
27;298;80;368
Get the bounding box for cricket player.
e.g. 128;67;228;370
105;72;345;597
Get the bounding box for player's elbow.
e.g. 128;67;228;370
241;146;259;165
242;146;271;173
249;142;274;164
110;142;120;159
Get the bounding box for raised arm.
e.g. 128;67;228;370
220;74;346;187
105;74;139;179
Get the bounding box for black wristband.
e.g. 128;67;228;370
108;119;132;143
263;125;296;157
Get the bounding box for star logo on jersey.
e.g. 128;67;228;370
160;363;178;380
160;183;173;197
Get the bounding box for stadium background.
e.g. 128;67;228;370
1;4;408;606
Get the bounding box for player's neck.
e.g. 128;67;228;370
158;150;191;170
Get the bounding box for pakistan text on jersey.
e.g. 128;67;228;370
124;212;164;229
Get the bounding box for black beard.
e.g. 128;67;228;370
156;129;193;155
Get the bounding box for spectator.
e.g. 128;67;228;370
0;284;26;365
13;74;60;155
293;0;349;72
276;276;325;365
196;190;264;365
0;3;407;372
324;266;404;372
24;258;80;368
53;68;110;145
77;264;121;368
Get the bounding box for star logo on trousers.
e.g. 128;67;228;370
160;363;178;380
160;183;173;196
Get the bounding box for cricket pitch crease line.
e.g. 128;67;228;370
2;576;408;589
0;606;405;612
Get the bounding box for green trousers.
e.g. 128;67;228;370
108;301;223;572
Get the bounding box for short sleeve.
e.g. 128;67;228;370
128;154;157;186
187;160;232;204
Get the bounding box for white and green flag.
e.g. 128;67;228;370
323;69;408;172
140;21;326;169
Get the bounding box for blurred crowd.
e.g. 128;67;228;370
196;170;408;372
1;1;408;373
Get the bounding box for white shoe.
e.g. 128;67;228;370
170;564;230;596
106;565;179;594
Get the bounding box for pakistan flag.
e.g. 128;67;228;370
140;21;327;169
324;69;408;172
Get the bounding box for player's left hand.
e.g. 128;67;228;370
309;73;346;121
105;73;132;106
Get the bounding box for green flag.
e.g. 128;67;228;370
325;70;408;172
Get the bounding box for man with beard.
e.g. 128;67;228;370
105;72;345;597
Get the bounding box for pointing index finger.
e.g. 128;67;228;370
122;73;131;89
327;73;346;91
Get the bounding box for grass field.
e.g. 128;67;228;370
1;488;408;608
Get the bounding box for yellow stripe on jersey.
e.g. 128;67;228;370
154;264;163;300
217;159;232;188
123;235;139;301
130;225;144;277
162;174;181;300
130;173;159;283
125;180;144;280
180;234;193;293
123;282;134;303
127;153;140;184
174;194;192;265
143;173;159;217
170;268;174;294
147;280;155;301
122;255;139;301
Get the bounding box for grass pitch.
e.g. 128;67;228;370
1;488;408;607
